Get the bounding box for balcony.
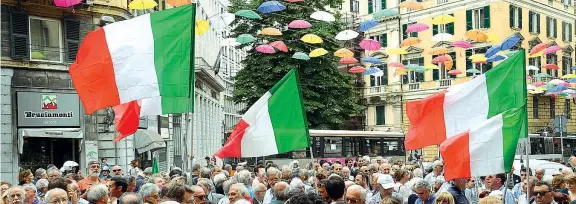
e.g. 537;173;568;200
368;86;387;95
439;79;452;87
408;83;420;90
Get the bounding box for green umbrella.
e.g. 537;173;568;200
373;9;399;19
292;52;310;60
405;64;420;69
413;67;426;73
466;69;481;74
236;34;257;44
505;50;518;57
534;73;552;78
234;10;262;20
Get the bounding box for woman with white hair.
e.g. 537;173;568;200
138;183;160;204
234;170;254;199
34;179;49;201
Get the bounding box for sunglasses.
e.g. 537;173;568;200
533;191;549;196
112;169;122;172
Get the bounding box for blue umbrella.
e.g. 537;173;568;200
546;85;568;93
572;65;576;70
359;19;378;32
257;1;286;13
500;35;521;50
362;57;383;64
568;78;576;83
484;45;501;58
486;55;506;63
363;67;380;75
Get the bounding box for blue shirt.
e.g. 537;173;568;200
415;194;436;204
499;186;516;204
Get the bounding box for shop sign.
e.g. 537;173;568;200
85;140;99;163
17;92;81;127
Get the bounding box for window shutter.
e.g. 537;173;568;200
380;33;387;47
401;59;408;84
562;22;566;41
547;16;551;37
10;9;29;60
382;65;388;85
64;17;80;63
376;106;385;125
553;18;557;38
381;0;386;10
483;6;491;28
368;0;373;14
402;24;408;40
529;11;534;33
350;0;354;12
370;76;375;86
433;69;439;80
449;52;457;78
447;14;455;34
518;7;522;29
433;24;438;35
570;24;573;42
466;10;472;30
536;13;541;33
509;5;514;28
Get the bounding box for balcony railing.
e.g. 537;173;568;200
408;83;420;90
439;79;452;87
368;86;387;95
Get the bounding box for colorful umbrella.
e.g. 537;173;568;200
429;47;449;55
526;66;539;71
406;23;429;33
487;55;506;63
363;67;381;75
486;33;500;44
561;74;576;79
389;62;404;68
335;30;359;41
405;64;420;69
505;51;519;57
339;57;358;64
288;20;312;29
544;64;559;70
259;27;282;36
469;54;486;60
235;10;262;20
309;48;328;57
530;42;549;56
412;67;427;73
530;52;544;58
236;34;257;44
166;0;191;6
432;55;448;64
534;73;552;78
399;1;424;10
362;57;383;64
568;78;576;83
255;45;276;54
499;35;521;50
432;14;456;25
527;84;536;90
543;45;561;55
532;81;546;86
285;0;304;2
128;0;157;9
373;9;399;19
210;13;236;30
484;45;501;58
195;20;210;36
359;20;379;32
269;41;288;52
387;48;408;55
466;69;482;74
452;40;473;48
301;34;323;44
400;37;420;47
257;1;286;13
424;64;439;69
349;66;367;73
448;69;462;75
360;40;381;51
334;48;354;58
465;30;488;42
292;52;310;60
432;33;454;42
526;75;533;81
473;60;487;64
310;11;335;22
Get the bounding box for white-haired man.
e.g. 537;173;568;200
22;183;41;204
78;160;104;193
7;186;26;204
272;182;290;204
47;168;61;182
263;167;281;204
346;185;367;204
87;184;109;204
253;183;266;204
424;160;443;184
44;188;68;204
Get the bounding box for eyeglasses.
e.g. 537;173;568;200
194;195;208;200
112;169;122;172
48;199;68;204
533;191;549;196
148;194;160;198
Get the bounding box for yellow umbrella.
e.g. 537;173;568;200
469;54;486;60
530;52;543;58
301;34;323;44
486;33;500;44
166;0;191;6
334;48;354;58
259;27;282;36
400;37;420;47
195;20;210;36
465;30;488;42
129;0;158;9
428;47;449;55
399;1;424;10
431;15;456;25
424;64;439;69
309;48;328;57
387;48;408;55
561;74;576;79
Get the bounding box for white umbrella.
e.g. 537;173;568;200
526;84;536;90
431;33;454;42
371;69;384;77
526;66;539;71
63;160;79;167
220;38;240;46
209;13;235;30
562;89;576;94
549;79;566;85
335;30;359;41
310;11;335;22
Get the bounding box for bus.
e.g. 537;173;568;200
516;133;576;161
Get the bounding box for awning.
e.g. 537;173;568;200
134;129;166;153
18;128;83;154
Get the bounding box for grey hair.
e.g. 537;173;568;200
138;183;159;198
22;183;37;193
119;192;143;204
35;168;46;178
236;166;245;171
223;178;238;194
234;170;252;186
47;168;62;176
298;169;308;179
273;182;291;199
368;164;378;171
231;183;249;197
87;184;109;203
35;179;49;191
435;176;446;185
191;163;201;172
266;167;282;178
200;167;211;178
213;173;227;185
8;186;25;200
289;178;304;190
412;168;423;178
347;185;367;201
45;188;66;203
414;179;432;190
224;164;233;171
197;178;211;189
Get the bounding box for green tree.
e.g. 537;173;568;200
229;0;363;129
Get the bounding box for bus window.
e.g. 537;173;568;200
365;138;381;157
343;137;361;157
382;140;399;156
324;137;343;157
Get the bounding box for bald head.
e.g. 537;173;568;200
273;182;291;200
119;192;142;204
255;183;266;191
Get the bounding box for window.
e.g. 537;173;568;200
380;33;387;47
467;6;490;30
432;53;455;80
29;17;62;62
563;56;573;76
509;5;522;29
402;58;424;83
566;99;572;119
550;97;556;118
528;11;541;33
350;0;360;13
370;64;388;86
433;14;455;35
368;0;373;14
547;17;557;38
533;96;539;119
528;57;541;76
562;22;573;42
546;53;558;77
376;105;385;125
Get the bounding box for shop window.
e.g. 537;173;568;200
29;16;63;62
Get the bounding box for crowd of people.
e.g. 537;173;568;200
2;155;576;204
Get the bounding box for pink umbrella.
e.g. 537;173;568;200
389;62;404;68
286;0;304;2
451;40;473;48
532;81;546;87
543;45;561;54
288;20;312;29
526;75;532;81
359;39;381;51
339;57;358;64
448;70;462;75
255;45;276;54
54;0;82;7
269;41;288;52
406;23;429;33
349;66;366;73
432;55;450;63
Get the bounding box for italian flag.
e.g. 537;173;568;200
214;69;311;158
69;5;195;115
404;50;527;150
440;107;526;180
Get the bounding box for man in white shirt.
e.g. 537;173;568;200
262;167;281;204
424;160;443;185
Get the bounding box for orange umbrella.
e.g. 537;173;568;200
339;57;358;64
473;61;487;64
395;68;408;75
465;30;488;42
443;55;454;70
399;1;424;10
428;47;449;55
349;66;366;73
448;69;462;75
166;0;191;6
400;37;421;47
259;27;282;36
389;62;404;68
334;48;354;58
544;64;559;70
432;55;450;63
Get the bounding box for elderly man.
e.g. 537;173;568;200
447;178;469;204
190;163;201;185
263;167;281;204
47;168;61;182
78;160;105;193
535;168;545;182
342;167;352;181
228;183;250;204
369;173;380;198
197;178;223;203
326;176;346;204
118;192;141;204
346;185;367;204
152;175;165;190
44;188;68;204
367;164;378;174
138;183;160;204
7;186;26;204
333;163;343;174
191;185;208;204
87;184;109;204
424;160;443;184
380;163;391;175
490;173;515;204
414;179;435;204
163;182;193;203
33;169;46;185
366;174;400;204
22;184;41;204
34;179;48;201
253;183;266;204
271;182;290;204
111;165;123;177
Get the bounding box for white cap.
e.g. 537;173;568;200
377;174;395;189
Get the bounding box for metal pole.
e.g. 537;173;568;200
560;116;564;158
526;138;530;202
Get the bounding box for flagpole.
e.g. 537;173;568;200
521;48;530;202
184;3;197;172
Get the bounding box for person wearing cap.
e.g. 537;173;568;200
100;166;111;180
366;174;402;204
78;160;106;193
143;167;153;179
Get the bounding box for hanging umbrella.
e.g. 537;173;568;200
269;41;288;52
412;67;426;73
288;20;312;29
527;84;536;90
339;57;358;64
259;27;282;36
505;51;519;57
360;40;381;51
286;0;304;2
406;23;429;33
544;64;559;70
334;48;354;58
547;85;568;93
363;67;381;75
432;14;456;25
486;55;505;63
472;59;487;64
389;62;404;68
255;45;276;54
526;75;532;81
235;10;262;20
532;81;546;86
292;52;310;60
371;69;384;77
452;40;473;48
549;79;567;85
469;54;486;60
236;34;257;44
310;11;335;22
534;73;552;78
349;66;367;73
432;33;454;42
500;35;521;50
309;48;328;57
399;1;424;10
128;0;157;9
395;69;408;76
166;0;190;6
63;161;79;167
335;30;359;41
362;57;383;64
486;33;500;44
359;20;379;32
562;89;576;94
373;9;399;19
448;69;462;75
301;34;323;44
210;13;236;30
466;69;482;74
530;42;549;56
387;48;408;55
220;38;240;46
484;45;501;58
568;78;576;83
561;74;576;79
465;30;488;42
195;20;210;36
400;37;420;47
530;52;544;58
428;47;449;55
432;55;451;63
424;64;439;69
543;45;561;55
405;64;420;70
257;1;286;13
526;66;540;71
